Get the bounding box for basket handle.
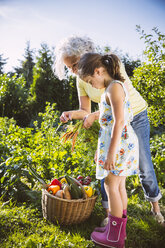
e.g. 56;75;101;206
59;176;87;199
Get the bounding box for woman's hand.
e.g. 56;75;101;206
83;111;99;129
60;111;73;123
103;153;116;171
83;114;95;129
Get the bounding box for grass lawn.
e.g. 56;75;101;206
0;187;165;248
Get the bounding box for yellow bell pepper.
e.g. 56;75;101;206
83;186;93;197
60;178;67;184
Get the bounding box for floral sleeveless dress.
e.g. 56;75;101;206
96;81;139;179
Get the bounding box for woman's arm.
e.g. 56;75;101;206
77;77;100;127
60;95;91;122
60;79;100;125
104;83;125;171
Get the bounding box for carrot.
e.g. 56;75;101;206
60;120;83;151
63;132;72;143
60;132;68;140
71;131;78;152
67;131;75;140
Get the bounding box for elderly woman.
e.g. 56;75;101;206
54;35;164;226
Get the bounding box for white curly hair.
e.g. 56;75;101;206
54;35;96;80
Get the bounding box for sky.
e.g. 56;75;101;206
0;0;165;72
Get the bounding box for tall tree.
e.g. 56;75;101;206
14;41;35;88
0;54;8;74
30;43;70;115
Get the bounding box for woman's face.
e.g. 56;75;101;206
63;56;80;74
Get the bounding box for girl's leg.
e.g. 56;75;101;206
91;173;127;247
119;176;127;212
102;177;127;215
94;177;127;232
106;173;126;218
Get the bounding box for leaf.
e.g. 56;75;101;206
21;168;35;187
0;176;5;184
28;166;46;185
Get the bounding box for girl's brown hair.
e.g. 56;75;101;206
78;53;125;82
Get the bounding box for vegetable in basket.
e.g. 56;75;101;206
28;165;89;200
50;178;62;189
63;184;72;200
64;175;83;199
55;190;64;198
47;185;60;195
60;178;67;184
83;186;93;197
77;175;92;185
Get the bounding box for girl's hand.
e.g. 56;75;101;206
60;111;73;123
103;154;116;171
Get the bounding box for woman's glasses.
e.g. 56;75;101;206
71;61;78;70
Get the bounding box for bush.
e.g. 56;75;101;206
0;74;31;126
132;27;165;127
0;103;100;202
150;133;165;187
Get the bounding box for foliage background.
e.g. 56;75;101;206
0;27;165;247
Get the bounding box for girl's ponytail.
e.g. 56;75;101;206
101;54;125;82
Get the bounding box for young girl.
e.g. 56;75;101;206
78;53;139;248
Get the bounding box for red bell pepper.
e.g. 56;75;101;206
50;179;62;189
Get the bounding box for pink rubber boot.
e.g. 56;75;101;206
94;215;109;233
123;209;127;217
94;209;127;233
91;214;127;248
122;209;127;240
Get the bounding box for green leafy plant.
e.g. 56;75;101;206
150;133;165;187
132;27;165;127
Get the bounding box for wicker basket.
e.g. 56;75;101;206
41;177;97;225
